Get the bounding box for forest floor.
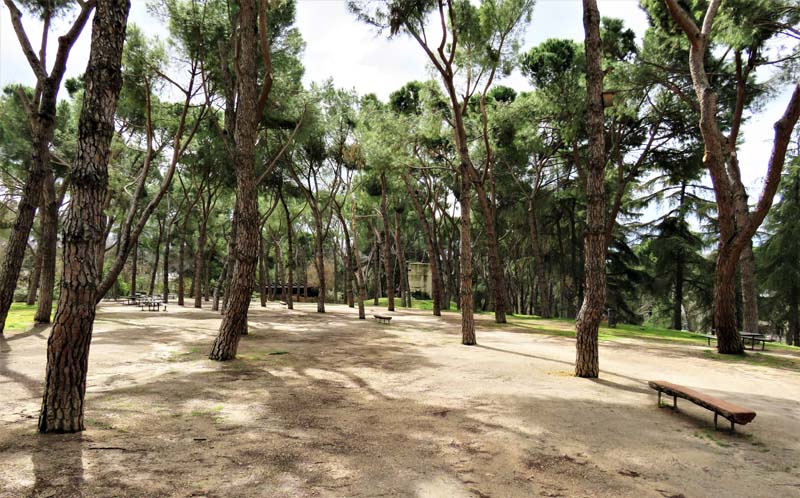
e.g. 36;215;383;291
2;302;800;498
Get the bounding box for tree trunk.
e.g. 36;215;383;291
739;241;758;332
34;171;58;324
259;234;266;307
671;252;685;331
313;215;326;313
575;0;606;378
39;0;129;432
714;254;743;353
130;245;138;296
789;284;799;346
471;182;506;323
459;169;476;345
212;245;230;312
162;225;171;303
209;0;261;360
193;222;206;308
148;222;163;296
373;237;380;305
393;210;408;308
380;172;395;311
178;238;186;306
26;243;43;306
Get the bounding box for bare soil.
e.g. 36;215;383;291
1;302;799;498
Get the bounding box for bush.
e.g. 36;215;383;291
14;289;29;302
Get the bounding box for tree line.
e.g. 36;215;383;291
0;0;797;432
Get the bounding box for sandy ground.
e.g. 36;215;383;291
1;301;799;498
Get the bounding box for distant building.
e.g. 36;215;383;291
408;262;432;297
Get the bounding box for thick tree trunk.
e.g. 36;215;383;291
575;0;606;378
34;172;58;323
39;0;129;432
379;172;395;312
209;0;261;360
714;254;743;353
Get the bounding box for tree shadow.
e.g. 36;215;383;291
29;434;84;498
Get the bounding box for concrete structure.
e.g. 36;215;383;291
408;262;432;297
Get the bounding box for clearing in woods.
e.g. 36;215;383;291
1;302;799;497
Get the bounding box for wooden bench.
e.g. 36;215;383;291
649;380;756;432
140;300;164;312
280;301;288;306
373;314;392;324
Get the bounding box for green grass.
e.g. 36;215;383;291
373;297;458;312
3;303;55;332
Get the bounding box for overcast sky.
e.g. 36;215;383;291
0;0;794;196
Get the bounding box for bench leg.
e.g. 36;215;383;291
658;391;661;406
730;420;735;433
673;396;677;409
714;413;718;429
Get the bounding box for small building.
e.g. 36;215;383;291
408;262;432;297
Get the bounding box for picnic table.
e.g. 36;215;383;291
373;314;392;324
701;331;773;351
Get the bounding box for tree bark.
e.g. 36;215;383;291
162;225;171;303
39;0;129;432
575;0;606;378
193;221;206;308
459;169;476;345
739;241;758;332
209;0;262;360
130;245;138;296
34;171;58;323
148;221;163;296
671;252;685;331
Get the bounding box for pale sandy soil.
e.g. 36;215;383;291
1;301;799;498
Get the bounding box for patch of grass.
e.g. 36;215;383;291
701;350;800;372
695;429;731;448
3;302;56;332
375;297;457;312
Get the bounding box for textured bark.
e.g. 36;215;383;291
714;257;740;353
34;171;58;323
575;0;605;378
39;0;129;433
209;0;262;360
372;237;380;305
379;172;395;311
739;241;758;332
350;200;367;320
459;169;476;345
0;0;93;335
312;215;326;313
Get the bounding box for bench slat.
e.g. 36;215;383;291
649;380;756;425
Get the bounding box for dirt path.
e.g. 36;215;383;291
1;302;799;497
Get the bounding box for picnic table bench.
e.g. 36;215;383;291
373;314;392;324
649;380;756;432
140;299;165;312
702;332;773;350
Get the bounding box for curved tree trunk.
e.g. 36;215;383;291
209;0;261;360
459;169;475;345
178;238;186;306
575;0;606;378
39;0;129;433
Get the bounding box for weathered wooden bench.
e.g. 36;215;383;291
649;380;756;432
373;314;392;324
702;334;716;347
